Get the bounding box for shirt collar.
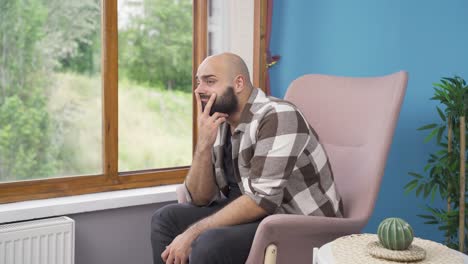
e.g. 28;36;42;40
233;88;261;134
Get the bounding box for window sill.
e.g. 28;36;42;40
0;184;178;224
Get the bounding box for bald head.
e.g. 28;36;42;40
200;52;252;86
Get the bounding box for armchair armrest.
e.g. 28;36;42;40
246;214;366;264
176;184;188;203
257;214;364;237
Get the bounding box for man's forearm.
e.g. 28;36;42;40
187;195;268;235
185;146;218;205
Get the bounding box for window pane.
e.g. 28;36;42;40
0;0;102;182
118;0;193;171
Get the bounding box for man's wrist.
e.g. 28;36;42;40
187;221;206;239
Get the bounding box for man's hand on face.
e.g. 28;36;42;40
195;93;228;151
161;228;199;264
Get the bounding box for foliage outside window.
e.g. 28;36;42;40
0;0;197;203
118;0;193;171
0;0;266;204
0;0;103;182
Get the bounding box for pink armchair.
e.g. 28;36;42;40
176;71;408;264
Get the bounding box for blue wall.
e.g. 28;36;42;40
269;0;468;242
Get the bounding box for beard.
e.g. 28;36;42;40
201;86;238;115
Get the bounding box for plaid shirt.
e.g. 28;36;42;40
186;88;344;217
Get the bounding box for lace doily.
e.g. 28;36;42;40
367;241;426;262
331;234;463;264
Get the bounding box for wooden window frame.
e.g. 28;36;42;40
0;0;268;204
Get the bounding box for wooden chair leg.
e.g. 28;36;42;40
264;244;278;264
313;247;319;264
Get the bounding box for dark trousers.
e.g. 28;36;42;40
150;199;261;264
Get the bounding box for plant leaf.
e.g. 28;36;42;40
437;126;446;144
418;124;438;131
416;184;424;197
404;179;419;194
408;172;424;179
423;183;432;198
431;184;437;202
437;106;446;122
424;128;438;143
424;163;432;172
418;214;436;220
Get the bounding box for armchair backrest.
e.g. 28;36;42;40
284;72;408;221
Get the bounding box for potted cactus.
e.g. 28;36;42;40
377;218;414;250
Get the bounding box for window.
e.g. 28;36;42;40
0;0;103;183
117;0;193;171
0;0;267;204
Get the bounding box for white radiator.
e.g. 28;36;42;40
0;216;75;264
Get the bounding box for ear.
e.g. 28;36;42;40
233;75;245;94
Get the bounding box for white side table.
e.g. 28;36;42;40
313;235;468;264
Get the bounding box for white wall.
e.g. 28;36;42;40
208;0;254;81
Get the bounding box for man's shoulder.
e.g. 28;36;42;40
250;90;300;117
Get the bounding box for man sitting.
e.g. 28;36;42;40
151;52;343;264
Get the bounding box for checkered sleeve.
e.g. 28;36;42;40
244;105;311;214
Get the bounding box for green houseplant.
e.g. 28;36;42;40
405;76;468;252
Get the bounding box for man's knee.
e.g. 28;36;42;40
151;205;169;231
190;222;260;263
151;203;185;232
190;229;225;263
